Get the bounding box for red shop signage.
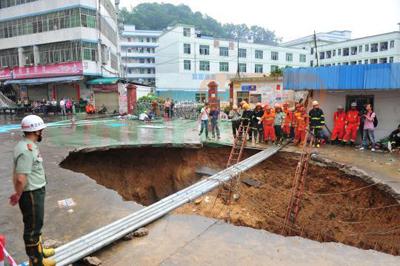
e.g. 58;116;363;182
0;61;83;80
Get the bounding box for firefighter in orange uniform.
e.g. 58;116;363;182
282;102;293;139
343;102;360;146
259;105;276;143
294;106;309;145
330;105;346;144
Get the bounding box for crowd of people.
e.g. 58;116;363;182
16;97;78;115
197;99;399;152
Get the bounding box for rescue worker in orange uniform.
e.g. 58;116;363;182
259;105;275;143
282;102;293;140
343;102;360;146
294;106;309;145
331;105;346;144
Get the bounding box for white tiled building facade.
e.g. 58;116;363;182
119;25;161;85
0;0;119;101
155;25;310;101
311;32;400;66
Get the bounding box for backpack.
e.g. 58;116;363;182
373;113;378;127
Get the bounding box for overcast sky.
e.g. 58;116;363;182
119;0;399;42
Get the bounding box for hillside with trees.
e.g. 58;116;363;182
119;3;281;45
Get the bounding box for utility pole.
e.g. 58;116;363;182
313;30;319;67
236;34;240;78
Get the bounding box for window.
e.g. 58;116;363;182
249;94;261;104
351;46;357;55
271;51;279;60
199;60;210;71
350;61;357;65
326;51;332;59
358;45;362;53
379;58;387;64
370;58;378;64
37;40;88;64
310;60;314;67
0;0;38;9
319;52;325;59
183;27;191;37
184;60;191;70
333;50;336;57
364;59;368;64
219;62;229;72
238;48;247;58
365;44;369;52
370;43;378;52
195;92;207;103
236;91;249;106
183;43;191;54
343;48;349;56
310;47;314;55
199;45;209;55
238;63;246;72
286;53;293;62
0;48;19;68
255;50;263;59
338;48;342;56
358;60;362;64
300;54;307;62
380;42;388;51
255;64;263;73
343;62;349;65
270;65;279;72
390;40;395;48
389;57;394;63
219;47;229;57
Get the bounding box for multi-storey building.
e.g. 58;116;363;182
0;0;119;102
311;31;400;67
155;25;310;102
119;25;161;86
281;30;352;50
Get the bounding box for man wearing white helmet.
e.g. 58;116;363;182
309;100;325;147
9;115;56;266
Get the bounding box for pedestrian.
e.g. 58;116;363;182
65;98;73;114
170;99;175;118
209;105;220;139
331;105;346;144
282;102;293;140
228;105;241;137
60;98;66;116
294;106;309;145
343;102;360;146
9;115;56;266
360;104;376;151
274;103;285;145
251;103;264;143
164;98;171;118
309;100;325;147
198;102;210;139
260;105;275;144
241;103;253;141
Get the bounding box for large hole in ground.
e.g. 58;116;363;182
61;146;400;256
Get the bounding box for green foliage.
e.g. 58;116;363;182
120;3;281;45
137;93;159;103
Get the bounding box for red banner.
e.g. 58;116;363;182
0;62;83;80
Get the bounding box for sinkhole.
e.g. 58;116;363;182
60;145;400;256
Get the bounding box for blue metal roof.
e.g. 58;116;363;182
284;63;400;90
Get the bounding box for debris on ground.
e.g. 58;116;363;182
82;256;102;266
43;239;63;249
194;198;202;205
57;198;76;209
123;227;149;240
195;166;219;176
241;177;263;188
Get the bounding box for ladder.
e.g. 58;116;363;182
282;132;314;234
227;120;251;167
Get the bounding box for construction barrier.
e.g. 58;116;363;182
0;235;18;266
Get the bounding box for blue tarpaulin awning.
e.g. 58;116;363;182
4;75;83;85
284;63;400;90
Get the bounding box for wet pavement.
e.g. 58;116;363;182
0;115;399;265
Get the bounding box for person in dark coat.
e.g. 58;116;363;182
309;100;325;147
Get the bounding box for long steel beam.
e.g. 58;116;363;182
43;146;281;266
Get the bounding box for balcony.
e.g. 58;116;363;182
122;52;156;58
124;63;155;68
126;73;156;79
120;42;158;48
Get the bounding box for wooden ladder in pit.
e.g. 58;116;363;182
227;119;251;167
282;132;315;234
221;119;251;204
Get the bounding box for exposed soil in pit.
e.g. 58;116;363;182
61;146;400;256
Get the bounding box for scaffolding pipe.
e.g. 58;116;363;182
50;146;281;266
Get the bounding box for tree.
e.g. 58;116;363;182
120;3;281;45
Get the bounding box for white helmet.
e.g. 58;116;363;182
312;100;319;106
21;115;47;132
